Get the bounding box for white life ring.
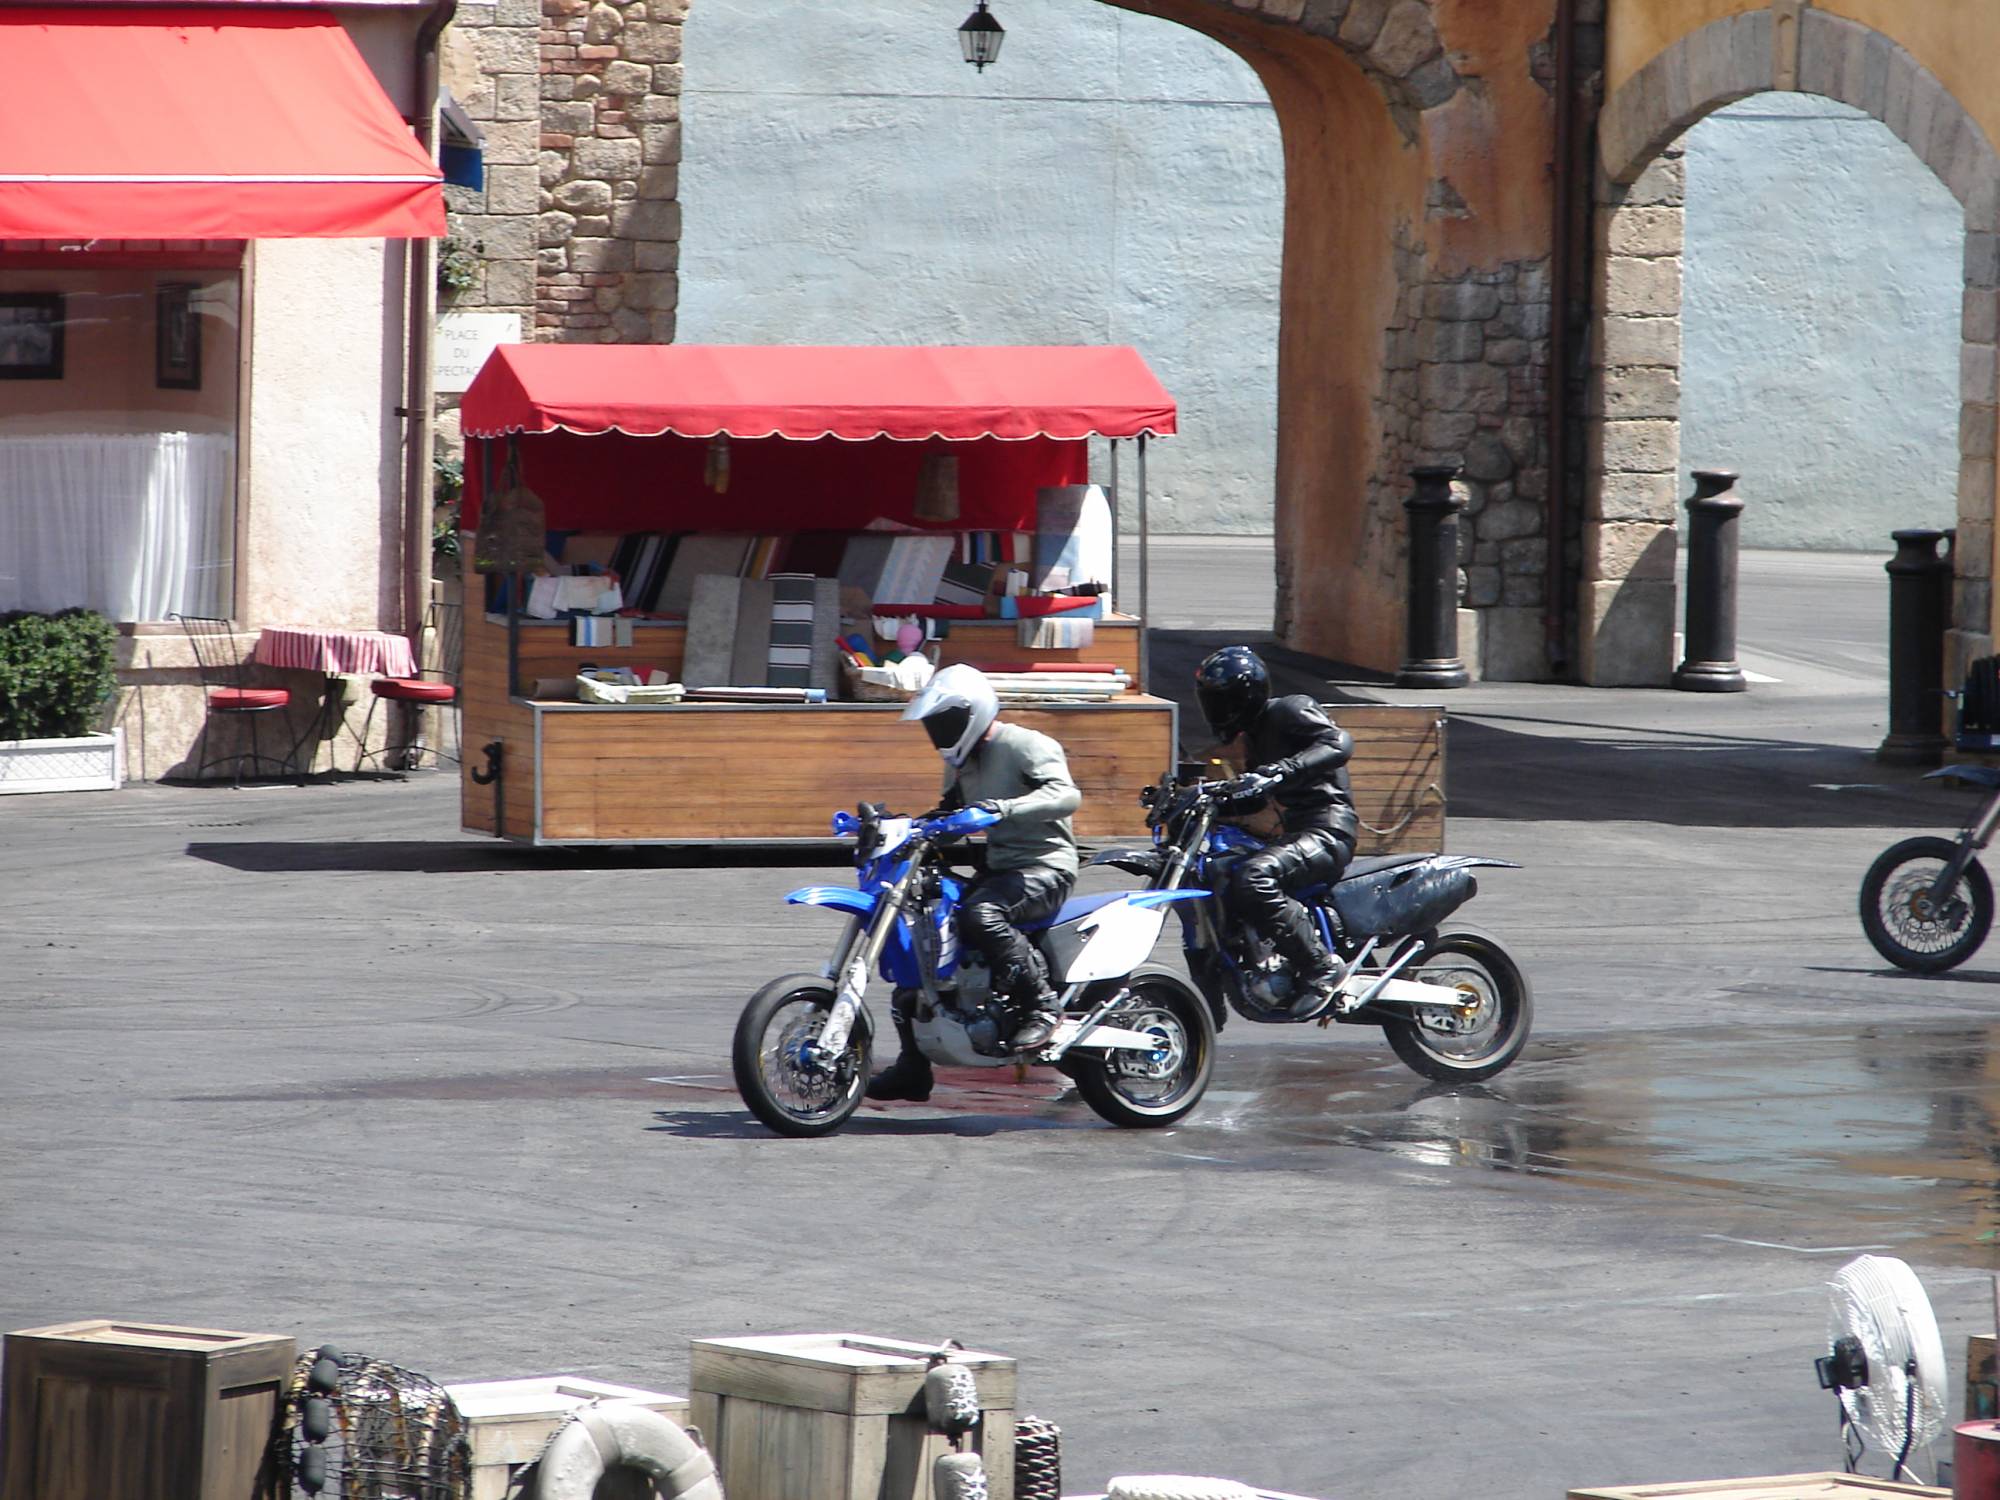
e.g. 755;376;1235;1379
534;1401;725;1500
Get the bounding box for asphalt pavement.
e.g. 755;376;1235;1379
4;543;1996;1500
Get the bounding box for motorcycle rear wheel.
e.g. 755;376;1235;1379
1380;930;1532;1083
1859;836;1993;973
732;976;870;1138
1070;975;1215;1128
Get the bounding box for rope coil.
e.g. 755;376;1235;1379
1014;1415;1062;1500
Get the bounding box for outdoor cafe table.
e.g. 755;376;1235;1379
254;625;416;775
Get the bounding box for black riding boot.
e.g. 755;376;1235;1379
1272;904;1341;1017
865;1012;934;1102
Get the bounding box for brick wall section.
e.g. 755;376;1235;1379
536;0;684;341
436;0;683;346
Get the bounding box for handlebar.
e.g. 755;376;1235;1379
828;805;1000;840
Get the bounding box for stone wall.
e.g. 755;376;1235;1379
436;0;685;344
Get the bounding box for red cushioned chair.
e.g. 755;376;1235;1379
354;600;461;772
172;613;295;785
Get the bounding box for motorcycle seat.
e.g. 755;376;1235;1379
1341;853;1434;881
1018;890;1126;933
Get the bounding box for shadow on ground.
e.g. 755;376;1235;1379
1150;629;1969;831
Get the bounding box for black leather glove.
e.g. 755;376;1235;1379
1219;772;1277;807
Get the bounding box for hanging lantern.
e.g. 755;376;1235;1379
704;433;732;493
958;2;1004;71
914;451;960;521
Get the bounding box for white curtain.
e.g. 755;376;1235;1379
0;433;235;620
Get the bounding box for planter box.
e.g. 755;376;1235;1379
0;730;123;795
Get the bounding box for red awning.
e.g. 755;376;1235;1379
459;344;1179;441
0;7;445;239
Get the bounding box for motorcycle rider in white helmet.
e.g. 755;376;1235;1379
866;664;1082;1102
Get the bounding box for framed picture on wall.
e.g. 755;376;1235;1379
0;293;64;380
156;281;201;390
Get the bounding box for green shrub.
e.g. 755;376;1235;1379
0;609;117;741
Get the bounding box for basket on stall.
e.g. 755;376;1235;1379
842;659;920;702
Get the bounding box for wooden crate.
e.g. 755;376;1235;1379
1568;1473;1950;1500
688;1334;1017;1500
1969;1333;1996;1419
444;1376;691;1500
1;1319;296;1500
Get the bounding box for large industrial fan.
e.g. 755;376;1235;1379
1814;1255;1950;1483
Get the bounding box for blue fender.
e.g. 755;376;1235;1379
786;886;879;920
1126;888;1212;910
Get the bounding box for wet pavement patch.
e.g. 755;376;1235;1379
1160;1023;2000;1264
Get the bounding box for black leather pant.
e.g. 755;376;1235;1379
1226;826;1354;968
959;865;1073;1006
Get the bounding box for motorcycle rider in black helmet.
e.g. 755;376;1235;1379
1194;645;1357;1017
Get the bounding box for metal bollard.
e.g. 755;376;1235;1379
1673;469;1747;692
1877;527;1952;766
1396;464;1470;689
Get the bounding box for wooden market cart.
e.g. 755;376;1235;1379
454;344;1179;845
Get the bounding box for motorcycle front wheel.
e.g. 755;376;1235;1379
1070;975;1215;1129
1859;836;1993;973
1381;930;1532;1083
732;976;870;1138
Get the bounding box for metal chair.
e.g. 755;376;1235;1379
172;614;294;784
353;600;461;771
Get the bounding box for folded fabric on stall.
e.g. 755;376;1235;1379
1034;484;1114;593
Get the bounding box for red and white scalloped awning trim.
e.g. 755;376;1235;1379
458;344;1178;442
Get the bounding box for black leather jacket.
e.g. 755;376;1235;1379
1240;694;1358;838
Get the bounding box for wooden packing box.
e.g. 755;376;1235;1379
1969;1333;1996;1419
1567;1473;1950;1500
688;1333;1017;1500
1;1319;296;1500
443;1375;692;1500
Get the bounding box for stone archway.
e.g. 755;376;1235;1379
1584;5;2000;685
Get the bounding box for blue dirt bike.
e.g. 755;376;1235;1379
1091;768;1533;1083
732;801;1218;1137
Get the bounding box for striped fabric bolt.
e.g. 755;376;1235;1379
767;573;815;687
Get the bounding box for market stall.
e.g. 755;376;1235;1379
455;344;1178;844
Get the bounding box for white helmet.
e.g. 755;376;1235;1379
902;664;999;767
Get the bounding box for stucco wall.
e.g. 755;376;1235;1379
1681;93;1960;549
675;0;1282;535
245;238;405;629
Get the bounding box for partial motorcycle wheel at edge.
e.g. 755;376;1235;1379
733;975;871;1138
1379;929;1532;1083
1859;835;1994;973
1068;971;1216;1128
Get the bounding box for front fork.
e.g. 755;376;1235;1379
1926;787;2000;906
816;878;912;1059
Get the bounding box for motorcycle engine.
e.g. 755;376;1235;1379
945;957;1010;1057
1235;939;1296;1009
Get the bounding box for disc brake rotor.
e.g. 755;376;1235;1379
1114;1008;1185;1081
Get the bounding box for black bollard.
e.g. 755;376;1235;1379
1877;527;1952;766
1396;465;1470;689
1673;469;1747;692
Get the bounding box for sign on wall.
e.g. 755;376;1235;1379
435;312;522;394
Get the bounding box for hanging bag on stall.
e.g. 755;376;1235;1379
472;441;547;576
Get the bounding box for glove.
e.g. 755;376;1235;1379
1220;772;1276;804
969;799;1003;816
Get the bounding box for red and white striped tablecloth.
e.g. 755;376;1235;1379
255;626;416;679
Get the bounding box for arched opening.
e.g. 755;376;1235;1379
1586;9;1999;686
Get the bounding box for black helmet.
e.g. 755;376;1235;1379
1195;645;1269;741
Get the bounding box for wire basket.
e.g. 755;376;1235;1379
841;658;920;702
274;1346;472;1500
